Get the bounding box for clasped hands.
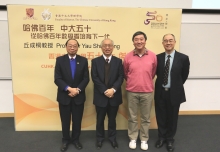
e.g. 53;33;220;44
104;88;114;98
67;87;79;97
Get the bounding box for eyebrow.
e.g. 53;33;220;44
134;38;144;40
164;39;174;40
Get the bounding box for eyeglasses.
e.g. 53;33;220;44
67;45;78;48
102;44;113;48
163;39;175;44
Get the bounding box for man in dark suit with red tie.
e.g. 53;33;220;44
54;39;89;152
91;38;124;150
154;34;190;152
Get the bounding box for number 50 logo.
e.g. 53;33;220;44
144;11;163;25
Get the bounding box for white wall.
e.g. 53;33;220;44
0;80;14;113
192;0;220;9
1;8;220;113
0;11;14;113
180;13;220;111
182;79;220;110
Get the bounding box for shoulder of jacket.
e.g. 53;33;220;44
175;51;189;58
157;52;165;57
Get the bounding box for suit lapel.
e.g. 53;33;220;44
64;54;72;79
99;56;105;81
108;56;115;82
171;51;179;71
75;55;80;78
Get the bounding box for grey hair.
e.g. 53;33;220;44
162;33;176;41
100;38;114;46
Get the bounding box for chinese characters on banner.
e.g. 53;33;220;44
7;5;182;131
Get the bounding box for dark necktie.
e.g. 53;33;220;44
105;58;110;86
163;55;171;86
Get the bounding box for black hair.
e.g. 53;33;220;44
65;39;80;47
132;31;147;41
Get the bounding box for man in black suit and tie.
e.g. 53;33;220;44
154;34;190;152
54;39;89;152
91;38;124;150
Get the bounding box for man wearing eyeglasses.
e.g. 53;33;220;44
123;31;157;151
91;38;124;150
54;39;89;152
154;34;190;152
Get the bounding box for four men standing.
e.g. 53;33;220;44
55;33;190;152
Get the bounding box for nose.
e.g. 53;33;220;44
137;40;142;43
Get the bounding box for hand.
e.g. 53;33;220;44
67;87;79;97
104;88;114;98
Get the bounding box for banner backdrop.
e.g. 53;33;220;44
7;5;182;131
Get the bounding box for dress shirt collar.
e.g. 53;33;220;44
68;55;76;60
133;48;148;57
165;50;175;59
103;54;112;63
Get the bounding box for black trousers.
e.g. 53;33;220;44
59;101;84;143
95;102;119;142
155;89;180;142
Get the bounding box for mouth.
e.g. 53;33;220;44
136;44;143;47
69;50;76;54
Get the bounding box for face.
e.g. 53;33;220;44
101;39;114;57
66;40;79;57
133;34;146;51
162;34;176;53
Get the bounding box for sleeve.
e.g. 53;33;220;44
112;59;124;90
54;57;68;91
182;55;190;84
152;54;157;79
77;58;90;91
123;56;128;81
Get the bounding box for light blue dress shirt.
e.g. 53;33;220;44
163;50;175;88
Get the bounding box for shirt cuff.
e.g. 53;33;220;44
65;86;69;91
112;88;116;93
77;88;81;92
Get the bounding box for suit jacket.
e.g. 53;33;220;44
155;51;190;106
91;56;124;107
54;54;89;105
